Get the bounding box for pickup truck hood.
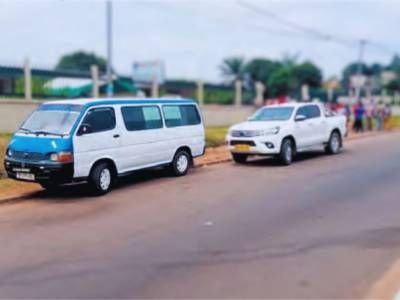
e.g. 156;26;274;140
230;121;285;131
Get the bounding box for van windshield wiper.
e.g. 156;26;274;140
33;130;65;137
19;127;35;134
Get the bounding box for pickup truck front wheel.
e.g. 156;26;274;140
279;138;295;165
325;131;341;155
232;153;248;164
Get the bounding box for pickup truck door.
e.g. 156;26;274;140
293;106;313;148
305;105;328;145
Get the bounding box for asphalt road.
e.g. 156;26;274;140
1;133;400;299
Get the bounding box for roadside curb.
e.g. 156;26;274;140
0;191;40;206
195;158;232;168
0;130;397;206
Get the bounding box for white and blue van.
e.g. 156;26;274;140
4;98;205;195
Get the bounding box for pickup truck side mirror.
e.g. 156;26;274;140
77;123;93;136
295;114;307;122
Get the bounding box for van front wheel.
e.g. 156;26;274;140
89;162;114;196
171;150;191;176
40;182;60;192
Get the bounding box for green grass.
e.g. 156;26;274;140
205;127;228;147
388;116;400;129
0;133;12;179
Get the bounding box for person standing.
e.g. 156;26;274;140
375;101;385;131
365;100;374;131
353;101;365;133
383;103;392;130
344;103;352;132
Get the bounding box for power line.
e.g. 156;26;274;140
236;0;397;56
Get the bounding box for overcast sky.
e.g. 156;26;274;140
0;0;398;82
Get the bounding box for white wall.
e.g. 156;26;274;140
0;100;41;133
0;100;256;132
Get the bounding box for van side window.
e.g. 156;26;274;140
82;107;116;133
181;105;201;125
163;105;201;127
121;106;163;131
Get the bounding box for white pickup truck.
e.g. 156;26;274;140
226;102;347;165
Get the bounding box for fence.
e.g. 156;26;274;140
0;61;137;100
0;62;259;107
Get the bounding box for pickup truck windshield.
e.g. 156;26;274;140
19;104;83;136
249;107;294;121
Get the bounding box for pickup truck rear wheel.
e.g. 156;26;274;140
279;138;294;165
325;131;341;154
232;153;248;164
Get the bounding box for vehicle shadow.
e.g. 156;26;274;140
30;167;174;201
245;149;348;167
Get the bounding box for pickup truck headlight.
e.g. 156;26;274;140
258;126;280;136
49;152;73;163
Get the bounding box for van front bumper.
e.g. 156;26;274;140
4;157;74;184
226;135;282;155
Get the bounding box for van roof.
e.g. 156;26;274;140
44;98;196;107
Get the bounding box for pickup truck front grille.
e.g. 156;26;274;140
230;130;257;138
230;140;256;146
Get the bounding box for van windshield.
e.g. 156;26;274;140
19;104;83;136
249;107;294;121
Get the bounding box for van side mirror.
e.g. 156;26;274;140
77;123;92;136
295;114;307;122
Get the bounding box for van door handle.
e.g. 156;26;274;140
113;134;120;138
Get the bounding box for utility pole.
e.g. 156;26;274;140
106;0;113;97
355;39;367;100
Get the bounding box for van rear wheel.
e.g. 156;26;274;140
89;162;114;196
171;150;191;176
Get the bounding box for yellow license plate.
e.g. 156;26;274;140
234;144;251;152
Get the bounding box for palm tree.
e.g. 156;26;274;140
220;57;246;83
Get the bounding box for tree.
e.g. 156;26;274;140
245;58;281;84
342;62;371;88
387;54;400;73
55;51;107;72
267;67;296;97
292;61;322;88
386;77;400;92
370;63;384;76
219;57;246;82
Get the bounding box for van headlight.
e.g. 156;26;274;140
257;126;280;136
49;152;73;162
6;148;13;157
